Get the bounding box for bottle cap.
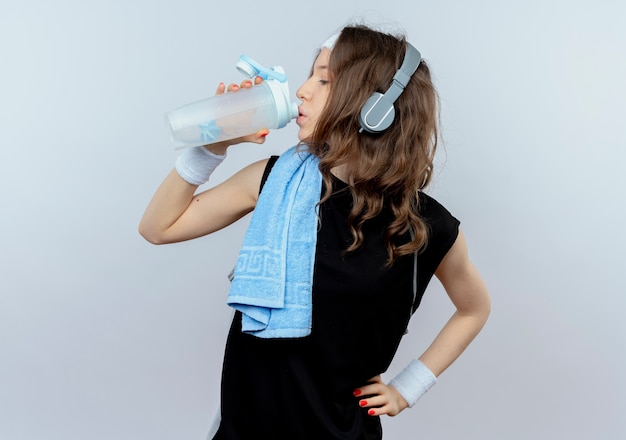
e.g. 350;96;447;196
236;55;288;82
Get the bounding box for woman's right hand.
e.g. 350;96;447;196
205;76;269;155
139;76;270;245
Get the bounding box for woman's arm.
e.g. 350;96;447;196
138;77;270;244
355;229;491;416
138;153;269;244
418;228;491;376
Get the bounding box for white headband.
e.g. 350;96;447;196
322;33;339;50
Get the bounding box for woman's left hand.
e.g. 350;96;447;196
353;375;409;417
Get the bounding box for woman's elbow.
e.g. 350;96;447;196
138;223;168;245
471;287;492;326
456;281;491;325
478;297;491;326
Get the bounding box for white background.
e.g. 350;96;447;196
1;1;624;439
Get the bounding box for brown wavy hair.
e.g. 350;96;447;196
304;25;440;266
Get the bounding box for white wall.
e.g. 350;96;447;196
1;1;624;439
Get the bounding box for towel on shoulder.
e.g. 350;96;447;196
226;146;322;338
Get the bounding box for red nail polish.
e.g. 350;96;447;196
261;130;269;137
353;389;361;396
368;409;375;416
359;400;368;407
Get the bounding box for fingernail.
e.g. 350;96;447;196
359;400;368;407
245;80;252;86
260;130;269;137
368;409;376;416
353;389;361;396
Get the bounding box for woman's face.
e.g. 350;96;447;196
296;47;331;141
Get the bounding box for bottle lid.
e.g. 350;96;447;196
236;55;288;82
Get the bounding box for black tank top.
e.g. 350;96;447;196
214;157;459;440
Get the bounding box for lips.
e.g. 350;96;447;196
297;108;306;125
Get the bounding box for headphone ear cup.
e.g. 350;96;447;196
359;92;396;133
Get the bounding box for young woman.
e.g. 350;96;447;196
140;24;490;440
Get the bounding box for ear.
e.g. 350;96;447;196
359;92;396;133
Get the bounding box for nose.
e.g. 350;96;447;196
296;80;310;101
296;86;305;101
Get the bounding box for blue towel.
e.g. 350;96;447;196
226;146;322;338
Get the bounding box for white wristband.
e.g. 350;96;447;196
389;359;437;407
175;146;226;185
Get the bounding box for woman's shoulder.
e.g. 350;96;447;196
419;192;458;222
260;155;280;191
418;191;461;255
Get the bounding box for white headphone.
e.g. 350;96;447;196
358;43;422;133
